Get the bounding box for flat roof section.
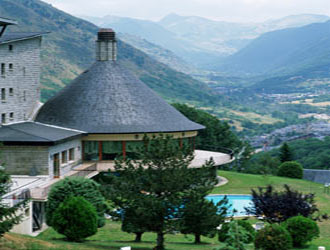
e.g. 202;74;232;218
0;32;48;44
0;122;86;145
0;17;17;26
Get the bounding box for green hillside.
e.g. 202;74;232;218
0;0;215;105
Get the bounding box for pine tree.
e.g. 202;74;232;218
179;192;229;243
104;135;218;250
0;167;26;237
279;142;294;163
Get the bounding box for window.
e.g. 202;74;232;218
9;64;13;71
9;88;13;96
69;148;75;161
61;151;68;164
8;45;13;51
1;88;5;101
102;141;122;160
9;112;14;120
83;141;99;161
1;63;5;76
1;114;5;124
23;91;26;101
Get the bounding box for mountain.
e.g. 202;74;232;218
81;15;232;69
218;21;330;77
0;0;215;105
117;33;196;74
260;14;330;32
159;13;330;58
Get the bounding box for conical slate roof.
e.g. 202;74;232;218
36;61;204;134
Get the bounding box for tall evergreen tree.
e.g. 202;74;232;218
179;192;229;243
0;167;26;237
104;135;218;250
279;142;294;163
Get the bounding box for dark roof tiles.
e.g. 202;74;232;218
0;122;85;144
36;61;204;134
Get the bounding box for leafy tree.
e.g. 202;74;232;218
46;177;106;228
245;185;319;223
52;196;98;242
0;167;27;237
104;135;218;250
172;103;250;158
179;192;229;243
277;161;303;179
245;152;280;175
279;142;294;163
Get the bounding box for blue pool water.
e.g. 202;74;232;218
206;195;253;216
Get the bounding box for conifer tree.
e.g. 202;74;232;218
279;142;294;163
0;167;26;237
104;135;218;250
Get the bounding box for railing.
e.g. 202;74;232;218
70;163;98;177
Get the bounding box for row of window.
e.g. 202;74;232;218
1;63;14;76
60;148;75;165
1;88;14;101
1;112;14;124
83;139;195;161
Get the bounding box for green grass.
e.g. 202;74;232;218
2;171;330;249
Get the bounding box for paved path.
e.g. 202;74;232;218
215;175;228;187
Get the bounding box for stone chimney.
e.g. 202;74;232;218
96;28;117;61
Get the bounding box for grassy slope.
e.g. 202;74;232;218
2;171;330;249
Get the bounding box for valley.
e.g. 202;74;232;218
1;0;330;149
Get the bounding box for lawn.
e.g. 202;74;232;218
1;170;330;249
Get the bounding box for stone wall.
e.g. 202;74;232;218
303;169;330;184
0;37;41;124
0;146;49;175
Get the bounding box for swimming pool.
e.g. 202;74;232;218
206;194;253;216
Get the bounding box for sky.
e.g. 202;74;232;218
42;0;330;23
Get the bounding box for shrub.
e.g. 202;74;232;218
46;177;106;227
52;196;98;242
246;185;319;223
255;224;292;250
218;220;255;243
277;161;303;179
284;216;319;247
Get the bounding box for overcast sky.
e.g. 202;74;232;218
42;0;330;23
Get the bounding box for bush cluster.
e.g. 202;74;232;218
52;196;98;242
284;216;319;247
277;161;303;179
254;224;292;250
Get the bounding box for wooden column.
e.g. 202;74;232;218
179;138;183;148
81;141;85;161
98;141;103;161
122;141;126;160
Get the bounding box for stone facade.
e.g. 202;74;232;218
0;146;49;175
0;139;82;177
0;37;41;124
